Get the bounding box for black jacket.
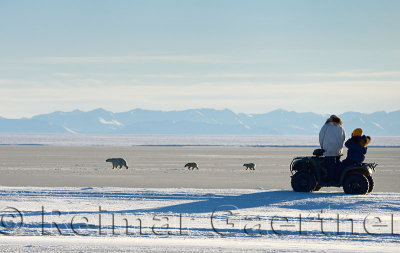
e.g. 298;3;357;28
344;136;367;163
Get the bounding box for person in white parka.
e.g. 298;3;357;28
319;115;346;184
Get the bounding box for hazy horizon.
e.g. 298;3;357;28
1;107;400;120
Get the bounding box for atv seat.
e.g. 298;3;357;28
313;149;325;157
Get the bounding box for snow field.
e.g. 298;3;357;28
0;186;399;252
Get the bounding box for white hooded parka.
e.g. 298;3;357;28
319;122;346;156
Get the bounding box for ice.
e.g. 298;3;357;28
1;134;400;147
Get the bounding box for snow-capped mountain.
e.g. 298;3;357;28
0;108;399;135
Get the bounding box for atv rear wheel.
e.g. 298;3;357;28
343;173;369;195
366;175;374;193
291;171;317;192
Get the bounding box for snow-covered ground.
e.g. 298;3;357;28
0;142;399;251
0;186;399;252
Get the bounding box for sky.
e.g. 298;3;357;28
0;0;399;118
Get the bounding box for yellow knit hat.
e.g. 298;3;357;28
352;128;363;137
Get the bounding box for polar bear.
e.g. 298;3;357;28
106;158;128;169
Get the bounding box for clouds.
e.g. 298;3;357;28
1;63;399;118
17;55;229;64
4;53;284;66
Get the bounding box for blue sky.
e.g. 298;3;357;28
0;0;399;118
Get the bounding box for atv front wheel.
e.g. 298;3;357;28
343;173;369;194
291;171;317;192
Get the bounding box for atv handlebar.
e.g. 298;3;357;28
367;162;378;171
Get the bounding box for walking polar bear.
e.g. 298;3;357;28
243;163;256;170
185;162;199;170
106;158;128;169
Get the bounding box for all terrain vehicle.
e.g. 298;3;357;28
290;149;377;194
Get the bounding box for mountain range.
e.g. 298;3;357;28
0;108;399;135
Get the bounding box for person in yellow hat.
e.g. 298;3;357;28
338;128;371;181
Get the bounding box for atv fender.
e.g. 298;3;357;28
340;165;373;184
